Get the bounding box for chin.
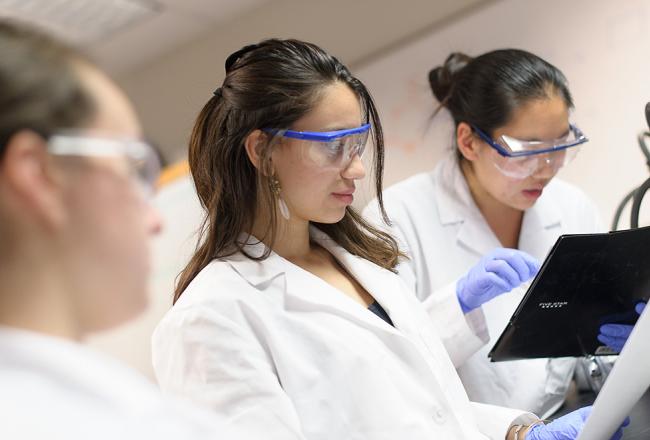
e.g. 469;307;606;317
313;208;347;224
513;199;537;211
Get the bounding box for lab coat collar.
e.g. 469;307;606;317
226;228;418;337
434;154;501;256
433;153;475;226
433;153;563;256
225;234;286;288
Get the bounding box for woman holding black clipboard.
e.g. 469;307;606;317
364;49;641;419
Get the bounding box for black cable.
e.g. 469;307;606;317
631;177;650;228
611;125;650;230
638;131;650;167
612;189;636;231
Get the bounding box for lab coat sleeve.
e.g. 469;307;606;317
422;281;489;367
470;402;537;440
152;305;305;440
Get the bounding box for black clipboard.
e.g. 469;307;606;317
488;226;650;362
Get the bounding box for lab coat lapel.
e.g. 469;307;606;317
227;232;406;338
314;233;456;381
283;262;407;338
311;229;422;337
225;238;287;291
455;213;502;257
228;231;449;389
434;155;501;257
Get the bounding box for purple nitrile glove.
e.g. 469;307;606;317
526;406;630;440
598;303;646;352
456;248;540;314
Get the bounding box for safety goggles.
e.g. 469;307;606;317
264;123;371;169
48;133;161;197
472;124;588;179
472;124;588;157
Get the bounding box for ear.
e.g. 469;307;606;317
244;129;272;175
456;122;481;162
0;130;66;230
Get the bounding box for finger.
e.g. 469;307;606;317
492;249;540;281
486;248;530;264
599;324;632;338
500;253;531;281
519;252;541;278
485;248;517;260
636;302;646;315
485;259;520;288
577;406;593;421
609;429;623;440
610;425;627;440
560;406;591;424
477;272;512;302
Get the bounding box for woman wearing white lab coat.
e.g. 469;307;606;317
152;40;622;440
363;50;606;418
0;21;236;439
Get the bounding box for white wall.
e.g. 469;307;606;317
116;0;488;162
89;0;650;378
354;0;650;228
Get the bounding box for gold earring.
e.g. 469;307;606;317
270;177;290;220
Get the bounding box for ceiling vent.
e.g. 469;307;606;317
0;0;162;43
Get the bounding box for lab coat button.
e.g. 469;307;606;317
432;408;446;424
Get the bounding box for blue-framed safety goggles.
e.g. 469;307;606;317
263;123;371;169
470;123;588;179
471;124;588;158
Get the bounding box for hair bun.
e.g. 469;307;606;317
225;43;260;73
428;52;473;103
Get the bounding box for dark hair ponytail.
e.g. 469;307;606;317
428;49;573;137
428;52;473;107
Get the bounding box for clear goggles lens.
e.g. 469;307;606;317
488;146;581;179
498;125;587;156
266;124;370;169
472;123;587;179
48;133;161;196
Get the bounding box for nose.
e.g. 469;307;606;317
341;153;366;180
531;154;558;179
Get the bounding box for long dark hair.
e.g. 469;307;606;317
428;49;573;138
0;20;95;156
175;39;401;302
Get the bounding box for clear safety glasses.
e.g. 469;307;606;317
472;124;589;179
48;133;161;197
264;123;371;169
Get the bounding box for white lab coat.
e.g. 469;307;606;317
363;152;603;418
152;227;535;440
0;326;237;440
